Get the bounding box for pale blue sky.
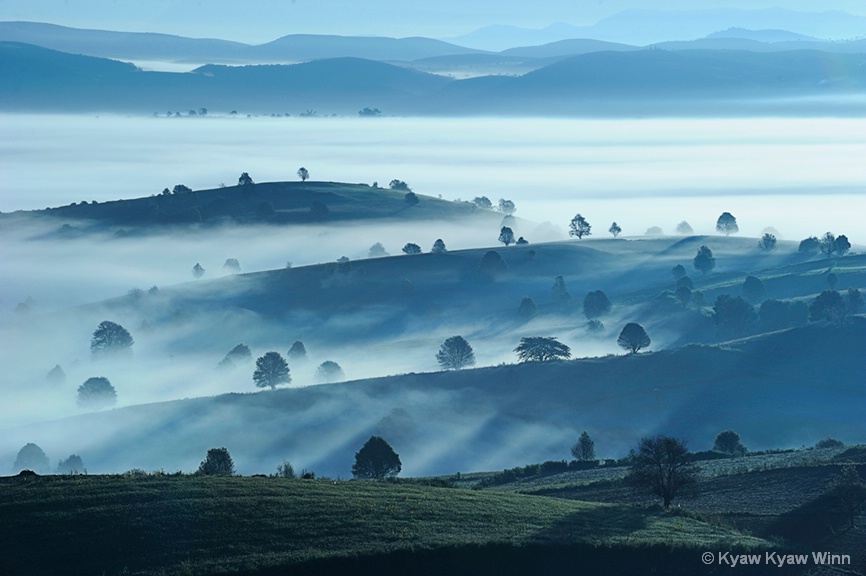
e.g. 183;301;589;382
1;0;864;43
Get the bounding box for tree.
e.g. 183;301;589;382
238;172;254;186
693;245;715;275
675;285;692;307
834;234;851;257
46;364;66;383
223;258;241;273
516;236;528;245
91;321;133;357
253;352;291;390
352;436;401;480
517;296;538;319
514;337;571;362
431;239;447;253
369;242;389;257
809;289;860;327
645;226;663;236
389;179;410;191
172;184;192;195
219;343;252;369
498;198;516;214
571;431;596;461
569;214;591;239
498;226;515;246
713;294;756;337
818;232;836;257
675;275;694;290
583;290;611;321
77;377;117;409
287;341;307;361
198;447;235;476
608;222;622;238
479;250;508;280
627;435;699;507
316;360;344;383
847;287;864;315
358;107;381;117
758;233;777;251
297;167;309;182
275;460;296;478
671;264;687;281
799;236;820;253
435;335;475;370
13;443;50;474
402;243;422;255
713;430;747;455
827;464;866;529
192;263;205;278
57;454;85;474
617;323;650;353
741;275;766;303
715;212;738;236
404;191;419;205
551;276;571;306
676;221;694;235
473;196;492;209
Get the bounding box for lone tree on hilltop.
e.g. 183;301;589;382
369;242;389;258
436;335;475;370
253;352;291;390
473;196;492;209
608;222;622;238
57;454;85;474
514;336;571;362
287;340;307;361
758;233;777;251
389;179;410;191
316;361;345;383
13;443;50;474
713;430;747;455
499;226;515;246
713;294;756;338
402;243;422;255
617;323;650;354
569;214;591;239
297;167;309;182
173;184;192;195
238;172;254;186
91;321;133;357
834;235;851;257
498;198;516;214
693;245;716;275
223;258;241;273
676;221;694;235
571;431;596;462
627;435;699;508
192;263;205;278
583;290;612;321
352;436;401;481
197;447;235;476
715;212;739;236
77;377;117;410
431;239;447;253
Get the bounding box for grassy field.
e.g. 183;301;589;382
0;473;774;576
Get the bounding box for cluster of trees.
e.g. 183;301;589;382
248;344;345;390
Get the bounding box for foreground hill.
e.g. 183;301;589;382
0;473;773;576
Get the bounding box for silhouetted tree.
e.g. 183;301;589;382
404;191;419;205
297;167;309;181
13;443;50;474
219;343;252;369
499;226;515;246
389;179;410;191
569;214;591;239
671;264;687;281
627;435;699;507
716;212;738;236
91;321;133;357
287;341;307;361
198;447;235;476
253;352;291;390
274;460;296;478
645;226;663;236
834;234;851;257
223;258;241;273
402;243;422;255
46;364;66;383
172;184;192;195
571;431;596;461
583;290;611;321
352;436;401;480
758;233;777;251
316;361;344;383
675;286;692;307
608;222;622;238
431;239;447;253
713;294;756;337
551;276;571;307
847;287;864;315
498;198;516;214
617;323;650;353
675;275;694;290
693;245;715;275
369;242;389;257
192;263;205;278
742;275;766;303
358;107;381;117
479;250;508;280
518;296;538;319
473;196;492;209
436;336;475;370
57;454;85;474
798;236;819;253
514;337;571;362
516;236;528;245
676;221;694;235
713;430;747;455
77;377;117;409
827;464;866;529
238;172;254;186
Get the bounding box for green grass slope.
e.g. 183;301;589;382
0;474;773;576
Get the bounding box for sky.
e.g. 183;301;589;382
1;0;865;43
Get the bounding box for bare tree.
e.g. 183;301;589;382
627;435;699;507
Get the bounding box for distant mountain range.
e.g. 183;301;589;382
1;41;864;116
